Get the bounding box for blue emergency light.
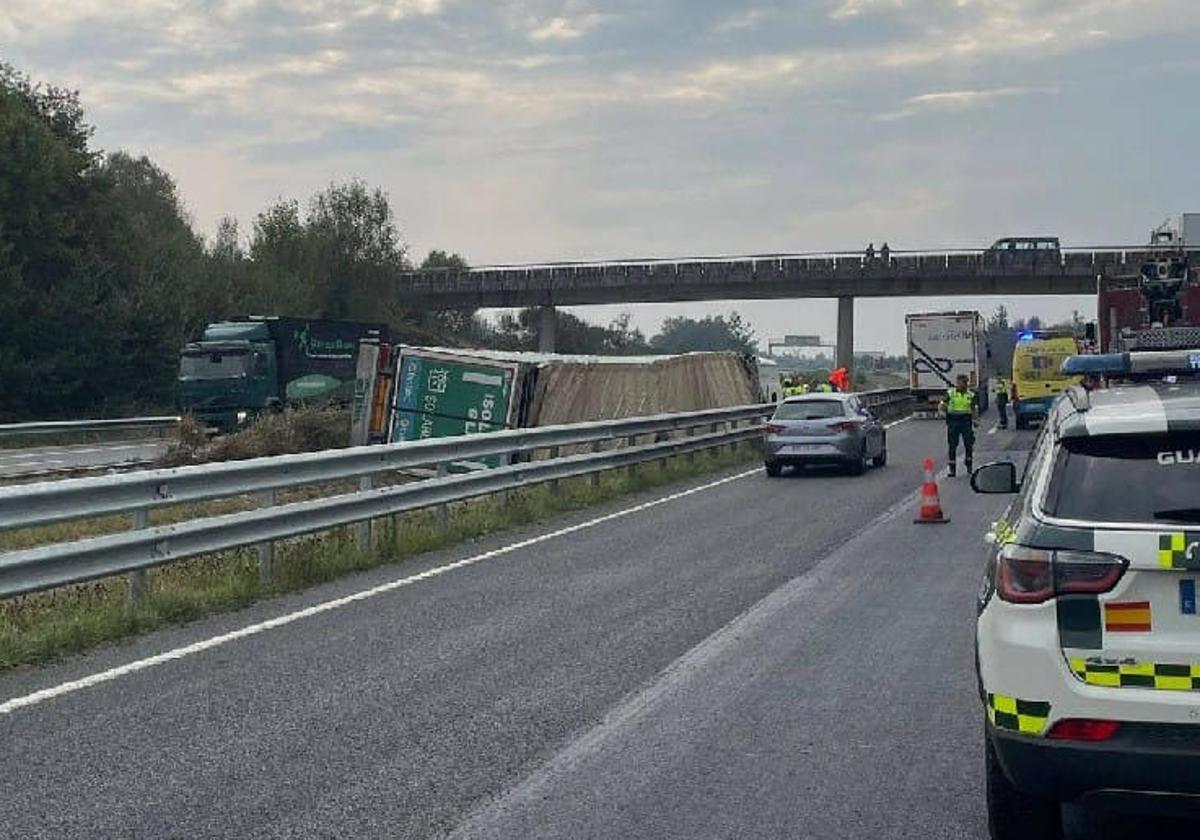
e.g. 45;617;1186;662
1061;350;1200;377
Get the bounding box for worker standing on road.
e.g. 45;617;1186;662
994;376;1010;430
940;374;978;477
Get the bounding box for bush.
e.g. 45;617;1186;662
165;406;349;465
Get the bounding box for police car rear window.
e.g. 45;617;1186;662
774;401;846;420
1044;432;1200;524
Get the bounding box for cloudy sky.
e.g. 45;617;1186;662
5;0;1200;352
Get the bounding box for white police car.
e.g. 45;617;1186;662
971;350;1200;838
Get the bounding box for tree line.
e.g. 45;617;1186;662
0;64;758;421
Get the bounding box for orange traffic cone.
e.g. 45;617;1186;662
914;456;950;524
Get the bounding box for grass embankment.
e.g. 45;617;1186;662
0;442;758;672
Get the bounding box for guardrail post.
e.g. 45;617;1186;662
590;440;602;487
126;509;149;604
256;489;276;585
626;435;638;479
356;475;373;551
498;452;513;505
687;426;697;465
548;446;560;493
729;419;740;454
436;463;449;529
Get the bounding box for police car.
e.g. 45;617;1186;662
971;349;1200;838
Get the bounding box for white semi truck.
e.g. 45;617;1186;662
906;310;989;411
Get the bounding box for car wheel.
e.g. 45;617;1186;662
872;443;887;468
986;731;1062;840
848;445;867;476
765;461;782;478
1015;416;1027;431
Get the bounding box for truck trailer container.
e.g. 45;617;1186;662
905;311;989;411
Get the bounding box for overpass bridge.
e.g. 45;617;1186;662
399;247;1168;369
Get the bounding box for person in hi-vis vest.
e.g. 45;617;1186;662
939;374;978;477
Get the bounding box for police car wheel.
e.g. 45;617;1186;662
871;442;887;468
985;731;1062;840
764;461;782;478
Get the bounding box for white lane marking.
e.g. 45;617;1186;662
883;416;913;430
0;467;762;716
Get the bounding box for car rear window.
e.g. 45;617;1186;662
1044;432;1200;524
773;400;846;420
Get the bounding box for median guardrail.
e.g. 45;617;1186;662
0;404;772;600
0;416;180;439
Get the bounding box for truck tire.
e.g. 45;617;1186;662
765;461;782;478
986;731;1062;840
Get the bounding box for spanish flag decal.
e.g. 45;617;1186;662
1105;601;1152;633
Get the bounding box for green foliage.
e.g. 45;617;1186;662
650;312;757;355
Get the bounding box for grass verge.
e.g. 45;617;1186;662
0;442;758;672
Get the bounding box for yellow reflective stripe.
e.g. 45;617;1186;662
1018;715;1047;735
993;695;1017;715
1085;671;1121;687
1155;675;1193;691
1120;662;1156;677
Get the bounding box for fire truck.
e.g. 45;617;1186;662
1099;214;1200;352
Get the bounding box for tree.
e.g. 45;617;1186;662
649;312;757;355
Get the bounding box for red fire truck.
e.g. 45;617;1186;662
1099;215;1200;352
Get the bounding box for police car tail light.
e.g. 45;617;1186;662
996;546;1127;604
1046;719;1121;742
996;546;1054;603
1053;551;1128;595
765;423;785;434
830;421;859;432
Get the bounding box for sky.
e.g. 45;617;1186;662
4;0;1200;353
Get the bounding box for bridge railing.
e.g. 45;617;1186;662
0;417;180;440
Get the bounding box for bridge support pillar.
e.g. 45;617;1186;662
836;296;854;378
537;305;557;353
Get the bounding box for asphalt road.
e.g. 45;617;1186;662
0;439;169;479
0;416;1185;838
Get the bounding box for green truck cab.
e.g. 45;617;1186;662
178;316;387;433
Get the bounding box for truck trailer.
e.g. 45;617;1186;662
905;311;989;411
179;316;388;432
350;346;762;458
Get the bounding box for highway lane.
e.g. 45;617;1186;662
0;439;170;479
0;416;1037;838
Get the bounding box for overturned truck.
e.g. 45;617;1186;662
351;345;761;455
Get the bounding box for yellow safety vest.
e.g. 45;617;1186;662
946;388;975;414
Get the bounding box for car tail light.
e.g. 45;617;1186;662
830;421;859;432
1046;719;1121;742
765;423;785;434
996;545;1127;605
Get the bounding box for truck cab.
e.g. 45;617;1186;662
177;321;280;432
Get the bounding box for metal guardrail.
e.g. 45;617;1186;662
0;416;180;439
0;404;773;599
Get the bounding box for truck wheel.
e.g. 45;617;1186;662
986;732;1062;840
765;462;782;478
1014;416;1027;431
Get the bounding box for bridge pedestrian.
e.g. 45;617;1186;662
880;242;890;264
940;374;978;477
865;242;875;262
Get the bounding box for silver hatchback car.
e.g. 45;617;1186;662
763;393;887;477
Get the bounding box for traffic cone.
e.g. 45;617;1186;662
914;456;950;524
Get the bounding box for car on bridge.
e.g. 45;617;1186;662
986;236;1062;266
762;394;886;477
971;351;1200;838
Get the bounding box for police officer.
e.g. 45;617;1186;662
994;376;1010;430
940;374;978;477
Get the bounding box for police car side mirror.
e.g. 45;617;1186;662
971;461;1019;494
